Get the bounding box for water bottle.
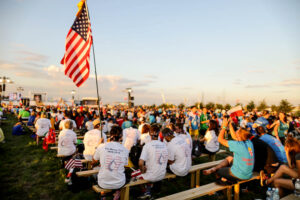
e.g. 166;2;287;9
295;179;300;197
266;187;272;200
271;188;276;200
273;188;280;200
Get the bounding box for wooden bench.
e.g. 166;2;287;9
92;173;177;200
80;160;224;200
281;193;300;200
157;172;260;200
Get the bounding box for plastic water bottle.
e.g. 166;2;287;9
266;187;272;200
295;179;300;197
273;188;280;200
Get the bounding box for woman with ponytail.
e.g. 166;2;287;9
203;118;254;184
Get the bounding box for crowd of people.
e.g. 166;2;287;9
2;104;300;199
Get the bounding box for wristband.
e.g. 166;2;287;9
222;126;227;130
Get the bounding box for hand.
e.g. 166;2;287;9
222;118;229;127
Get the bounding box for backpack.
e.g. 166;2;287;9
192;140;202;157
129;144;142;167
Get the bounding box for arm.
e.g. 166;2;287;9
229;122;239;141
218;118;229;147
139;159;146;173
296;160;300;179
274;123;280;141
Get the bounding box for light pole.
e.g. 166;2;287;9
0;76;14;104
126;88;133;108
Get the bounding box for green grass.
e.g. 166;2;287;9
0;114;266;200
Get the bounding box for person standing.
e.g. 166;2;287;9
200;108;210;137
188;106;200;139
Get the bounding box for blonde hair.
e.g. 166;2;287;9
64;120;73;130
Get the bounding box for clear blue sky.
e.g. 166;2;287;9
0;0;300;106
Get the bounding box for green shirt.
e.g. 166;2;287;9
200;114;209;130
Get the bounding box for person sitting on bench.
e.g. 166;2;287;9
58;120;77;157
162;128;192;176
260;136;300;198
83;118;106;161
138;124;168;199
92;125;129;200
203;117;254;184
174;123;192;150
35;113;51;145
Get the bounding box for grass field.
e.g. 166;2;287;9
0;114;266;200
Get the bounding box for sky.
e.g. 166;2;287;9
0;0;300;106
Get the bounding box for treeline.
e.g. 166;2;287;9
148;99;299;114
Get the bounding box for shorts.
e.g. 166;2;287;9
217;167;241;182
189;129;199;137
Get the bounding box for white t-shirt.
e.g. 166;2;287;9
59;119;77;130
35;118;51;137
204;130;219;153
83;129;107;160
139;140;168;182
156;116;161;124
177;133;193;150
85;121;94;131
122;127;141;151
140;133;151;145
93;142;129;189
58;129;77;156
56;113;64;122
167;137;192;176
127;112;133;120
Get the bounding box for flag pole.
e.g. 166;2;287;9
84;1;102;127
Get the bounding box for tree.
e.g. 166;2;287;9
271;105;278;112
246;100;255;111
257;100;268;111
178;103;185;109
277;99;294;113
224;104;231;110
194;102;204;109
216;103;224;110
206;102;215;110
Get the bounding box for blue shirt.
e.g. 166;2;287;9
122;121;132;130
228;140;254;180
259;134;287;163
254;117;269;129
12;125;25;136
27;115;36;126
149;115;155;124
188;113;199;130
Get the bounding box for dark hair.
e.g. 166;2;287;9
255;126;266;136
150;124;160;138
190;106;196;109
167;123;175;131
208;120;219;136
110;125;122;141
141;124;150;134
175;123;184;133
285;135;300;165
162;128;173;137
238;128;252;141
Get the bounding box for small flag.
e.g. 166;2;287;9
228;105;244;118
61;0;92;87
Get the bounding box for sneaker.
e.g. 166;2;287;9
260;170;268;187
138;192;151;199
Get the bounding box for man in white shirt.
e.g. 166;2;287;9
58;120;77;156
139;124;168;198
83;119;107;161
93;125;129;198
162;128;192;176
85;116;94;131
59;113;77;130
122;126;141;151
35;113;51;144
175;123;193;150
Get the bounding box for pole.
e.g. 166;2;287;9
85;1;102;125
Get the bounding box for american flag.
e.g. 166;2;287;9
65;159;83;170
61;1;92;87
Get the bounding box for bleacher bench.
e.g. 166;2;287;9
157;172;260;200
281;193;300;200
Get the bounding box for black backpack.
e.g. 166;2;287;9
192;140;202;157
129;144;142;168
